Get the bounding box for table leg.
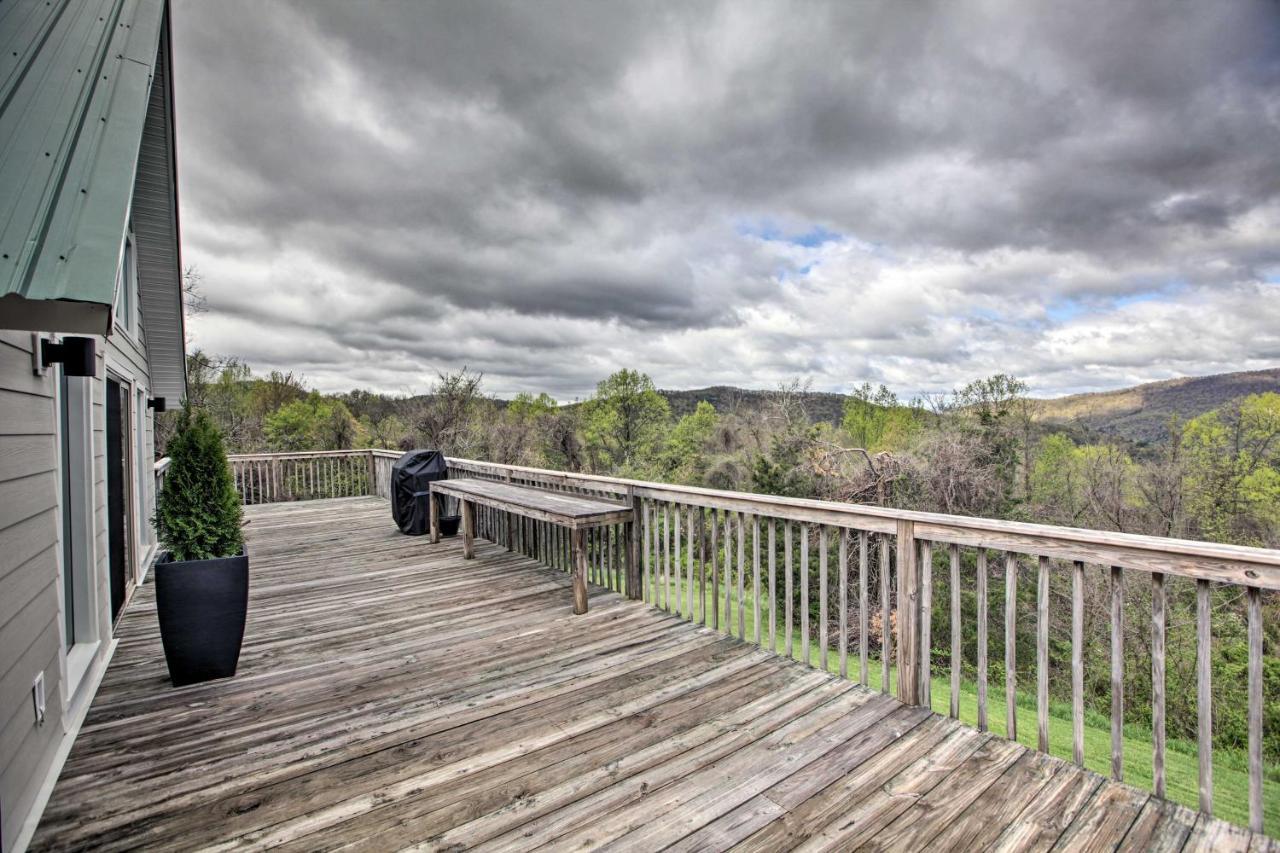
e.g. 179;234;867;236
430;491;440;544
572;527;588;614
462;500;475;559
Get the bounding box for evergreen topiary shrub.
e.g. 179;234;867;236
155;405;244;562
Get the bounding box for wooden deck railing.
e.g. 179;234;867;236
226;450;394;505
221;450;1276;833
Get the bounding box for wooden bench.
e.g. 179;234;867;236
429;478;633;614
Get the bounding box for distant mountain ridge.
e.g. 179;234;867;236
658;368;1280;445
658;385;849;424
1031;368;1280;444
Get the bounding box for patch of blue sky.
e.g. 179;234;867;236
734;218;842;248
1044;283;1187;324
1045;298;1086;323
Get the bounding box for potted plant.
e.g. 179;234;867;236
153;406;248;687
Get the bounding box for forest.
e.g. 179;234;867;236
166;351;1280;783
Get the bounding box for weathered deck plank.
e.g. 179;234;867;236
31;497;1263;851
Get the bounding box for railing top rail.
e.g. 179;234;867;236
228;450;375;461
446;456;1280;589
154;456;170;474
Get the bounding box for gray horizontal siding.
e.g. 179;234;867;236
0;339;61;852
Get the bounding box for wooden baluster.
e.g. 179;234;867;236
724;511;734;635
1247;585;1262;833
711;509;720;630
1197;578;1212;815
662;503;671;612
698;508;707;624
819;526;829;672
1005;551;1017;739
920;539;932;705
860;531;868;685
752;514;761;646
642;501;651;603
977;549;989;731
1072;560;1084;764
785;521;793;659
627;490;641;600
1152;571;1166;796
737;512;745;641
801;522;810;665
896;520;919;705
686;507;694;618
1037;556;1049;754
950;543;961;719
839;528;849;680
673;507;682;616
881;533;891;695
1111;565;1123;781
768;520;777;652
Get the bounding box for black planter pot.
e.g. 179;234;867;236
154;548;249;687
438;515;461;537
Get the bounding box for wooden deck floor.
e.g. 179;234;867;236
32;497;1266;851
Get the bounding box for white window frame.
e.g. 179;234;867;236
134;383;151;581
54;366;101;699
113;228;139;338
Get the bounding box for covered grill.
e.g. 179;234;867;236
390;450;449;535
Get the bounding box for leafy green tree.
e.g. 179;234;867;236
1031;433;1083;523
583;369;671;473
154;406;243;561
265;393;361;451
662;401;718;483
1182;392;1280;545
841;382;920;451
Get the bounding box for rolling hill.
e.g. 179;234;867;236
657;368;1280;445
1032;368;1280;444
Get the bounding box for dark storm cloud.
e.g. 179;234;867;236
173;0;1280;398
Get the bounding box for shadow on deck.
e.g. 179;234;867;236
31;497;1261;851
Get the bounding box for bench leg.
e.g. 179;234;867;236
462;500;475;559
572;527;588;614
430;491;440;544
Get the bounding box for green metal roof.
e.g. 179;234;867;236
0;0;167;331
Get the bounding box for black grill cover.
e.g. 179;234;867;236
390;450;448;535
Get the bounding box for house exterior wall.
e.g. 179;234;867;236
0;313;157;853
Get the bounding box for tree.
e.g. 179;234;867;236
154;406;243;561
265;393;360;451
582;369;671;473
491;392;560;465
954;374;1030;512
1182;393;1280;545
841;383;919;451
662;400;718;483
414;368;489;456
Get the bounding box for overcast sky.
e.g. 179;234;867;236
171;1;1280;401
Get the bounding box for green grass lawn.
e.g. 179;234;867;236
636;570;1277;837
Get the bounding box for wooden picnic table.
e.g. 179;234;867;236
429;478;633;614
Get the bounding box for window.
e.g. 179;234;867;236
114;231;137;334
57;368;96;656
136;386;149;557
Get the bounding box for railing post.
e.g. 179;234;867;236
896;519;921;706
366;451;376;497
626;487;642;599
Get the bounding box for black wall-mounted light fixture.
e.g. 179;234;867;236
147;397;167;412
40;336;96;377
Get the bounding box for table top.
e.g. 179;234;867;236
432;478;633;529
